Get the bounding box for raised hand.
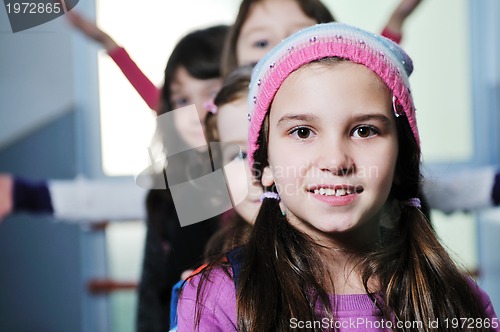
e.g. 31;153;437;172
66;10;119;52
0;175;13;223
385;0;423;35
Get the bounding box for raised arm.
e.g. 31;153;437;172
67;11;161;112
382;0;423;43
66;10;118;52
0;175;147;222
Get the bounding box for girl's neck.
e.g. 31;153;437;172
315;227;381;295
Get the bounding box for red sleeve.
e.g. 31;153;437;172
381;27;402;45
107;47;161;113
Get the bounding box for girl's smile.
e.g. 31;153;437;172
307;184;363;206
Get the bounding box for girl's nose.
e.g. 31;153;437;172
316;138;354;176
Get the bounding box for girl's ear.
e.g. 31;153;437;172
261;166;274;187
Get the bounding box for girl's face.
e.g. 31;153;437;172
217;97;263;224
237;0;316;67
262;62;398;245
170;66;222;148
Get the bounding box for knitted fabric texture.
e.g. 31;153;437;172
247;22;418;170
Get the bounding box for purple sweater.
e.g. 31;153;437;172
177;268;499;331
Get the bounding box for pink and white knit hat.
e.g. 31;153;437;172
248;22;419;170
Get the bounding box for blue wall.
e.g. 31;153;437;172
0;111;83;331
0;4;94;331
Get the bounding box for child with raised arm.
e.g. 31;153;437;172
177;23;498;331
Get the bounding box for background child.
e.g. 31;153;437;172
209;66;263;226
135;25;228;332
168;67;260;330
221;0;335;76
178;23;498;331
221;0;422;76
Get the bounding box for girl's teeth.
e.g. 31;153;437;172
335;188;346;196
313;188;352;196
325;188;335;196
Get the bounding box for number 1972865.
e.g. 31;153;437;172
6;2;62;14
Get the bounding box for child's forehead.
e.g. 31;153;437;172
218;98;248;122
218;98;249;132
241;0;313;32
170;67;221;90
280;61;388;91
270;62;393;119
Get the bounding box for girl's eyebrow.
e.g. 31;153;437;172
276;113;392;127
351;113;392;125
276;114;318;127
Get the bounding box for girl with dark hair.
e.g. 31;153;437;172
137;25;229;332
177;23;498;331
221;0;422;77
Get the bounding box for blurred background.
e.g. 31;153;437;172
0;0;499;331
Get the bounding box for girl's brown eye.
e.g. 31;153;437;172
297;128;310;139
353;126;377;139
357;127;370;138
291;127;312;140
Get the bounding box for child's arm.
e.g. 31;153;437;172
422;167;500;213
67;11;161;112
0;175;54;222
382;0;422;44
0;175;146;222
106;48;161;112
48;178;147;221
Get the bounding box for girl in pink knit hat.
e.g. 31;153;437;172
177;22;498;331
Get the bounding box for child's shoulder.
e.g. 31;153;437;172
185;265;235;292
466;277;498;319
177;265;237;330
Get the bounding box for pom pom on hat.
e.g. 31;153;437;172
247;22;418;171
